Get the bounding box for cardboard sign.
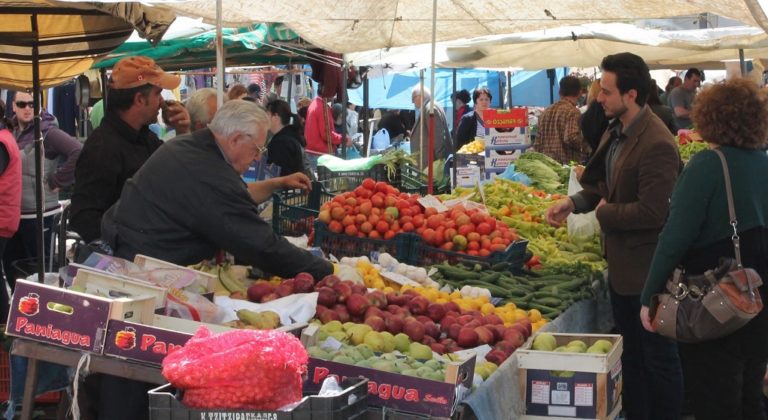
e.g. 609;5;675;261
483;108;528;128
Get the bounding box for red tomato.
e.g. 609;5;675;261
424;207;438;217
344;224;358;236
368;230;381;239
470;212;486;225
457;224;475;237
402;222;415;232
329;220;343;233
440;242;454;251
376;220;390;234
468;241;480;251
371;195;385;208
362;178;376;190
375;182;389;193
384;230;396;240
476;222;492;235
478;248;491;257
412;214;425;227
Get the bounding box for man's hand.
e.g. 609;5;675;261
279;172;312;192
596;198;607;210
546;197;575;227
640;305;656;333
163;101;191;134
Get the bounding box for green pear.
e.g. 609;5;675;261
394;333;411;353
371;360;395;372
425;371;445;382
356;344;374;359
332;355;355;365
424;359;442;370
380;332;396;353
342;322;356;331
329;331;348;342
322;320;343;333
363;332;385;352
348;325;373;345
307;346;331;360
408;342;433;360
532;333;557;351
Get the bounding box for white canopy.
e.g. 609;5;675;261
129;0;768;53
347;23;768;70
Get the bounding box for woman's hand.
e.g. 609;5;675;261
640;305;656;333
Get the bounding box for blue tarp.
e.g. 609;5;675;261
347;68;569;114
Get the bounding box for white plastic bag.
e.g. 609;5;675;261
566;167;601;238
372;128;390;150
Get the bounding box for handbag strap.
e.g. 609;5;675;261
713;148;744;268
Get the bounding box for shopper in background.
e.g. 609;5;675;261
669;68;702;129
265;99;310;177
546;52;683;420
660;76;682;107
0;101;21;323
227;83;248;101
451;89;472;137
410;85;451;169
535;76;590;164
304;87;348;172
647;80;677;135
69;56;190;245
346;101;359;136
454;87;492;152
640;78;768;420
247;83;262;102
579;79;609;159
2;91;82;287
185;88;218;131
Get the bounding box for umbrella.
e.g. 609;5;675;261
0;0;173;283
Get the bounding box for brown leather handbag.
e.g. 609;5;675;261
650;148;763;343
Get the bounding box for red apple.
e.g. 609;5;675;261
275;279;295;297
444;301;461;314
430;342;446;354
494;340;518;356
351;283;367;295
294;272;315;293
465;320;482;329
516;319;533;338
474;326;494;346
317;274;341;289
448;323;462;341
246;282;274;303
364;306;384;320
421;335;437;346
366;290;388;309
423;320;440;339
485;349;508;365
386;292;408;306
426;303;446;323
318;310;340;323
403;319;425;342
502;328;526;347
441;317;456;334
440;338;457;348
385;316;404;334
457;327;479;348
332;282;353;303
346;294;371;316
365;315;386;332
407;296;430;315
457;314;474;325
488;324;506;342
333;304;350;323
483;314;504;325
316;287;337;307
415;315;432;325
260;293;279;303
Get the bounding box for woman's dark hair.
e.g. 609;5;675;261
473;87;492;102
266;99;301;129
600;52;651;107
106;83;155;113
665;76;681;93
646;80;663;106
455;89;471;104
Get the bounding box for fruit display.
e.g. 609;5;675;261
529;333;616;377
245;272;316;303
227;309;281;330
457;137;485;154
307;342;448;380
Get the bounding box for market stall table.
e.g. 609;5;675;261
11;339;166;420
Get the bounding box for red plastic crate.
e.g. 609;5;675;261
0;348;61;404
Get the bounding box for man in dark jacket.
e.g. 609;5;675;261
102;99;332;279
69;56;190;244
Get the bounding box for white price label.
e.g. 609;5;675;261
530;380;550;404
575;383;594;406
551;390;571;405
418;195;449;213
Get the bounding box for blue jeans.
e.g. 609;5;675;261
610;285;683;420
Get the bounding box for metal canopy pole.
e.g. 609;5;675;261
31;13;44;282
215;0;225;107
739;49;747;76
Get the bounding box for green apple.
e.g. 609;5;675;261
593;339;613;353
566;340;587;352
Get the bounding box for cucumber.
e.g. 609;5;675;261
490;262;511;272
478;272;502;284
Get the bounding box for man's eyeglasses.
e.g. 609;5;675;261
15;101;34;109
240;133;267;156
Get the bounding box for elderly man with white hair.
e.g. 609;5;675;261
185;87;218;131
102;99;333;281
410;84;452;169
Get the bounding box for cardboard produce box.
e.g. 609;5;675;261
104;314;308;366
517;333;623;420
71;266;168;310
483;108;531;148
452;153;485;189
148;377;369;420
484;147;527;170
6;279;155;354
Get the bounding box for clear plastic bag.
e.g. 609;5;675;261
162;327;309;410
566;167;601;238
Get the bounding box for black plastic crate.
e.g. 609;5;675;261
313;221;412;261
316;164;397;193
398;164;450;195
148;377;369;420
272;181;335;237
407;234;529;267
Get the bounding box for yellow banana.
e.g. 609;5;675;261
219;268;247;294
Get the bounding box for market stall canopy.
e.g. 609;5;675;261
133;0;768;53
0;0;174;89
346;23;768;70
93;23;312;71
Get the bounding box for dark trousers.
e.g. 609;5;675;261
1;216;54;288
0;236;8;324
678;310;768;420
610;286;684;420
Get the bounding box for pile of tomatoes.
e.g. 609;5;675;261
317;179;519;256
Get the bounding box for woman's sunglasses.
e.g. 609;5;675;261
15;101;34;109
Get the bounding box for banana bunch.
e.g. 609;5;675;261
236;309;281;329
189;262;248;297
458;137;485;154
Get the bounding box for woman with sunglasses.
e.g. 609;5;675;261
2;91;81;289
265;99;313;179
